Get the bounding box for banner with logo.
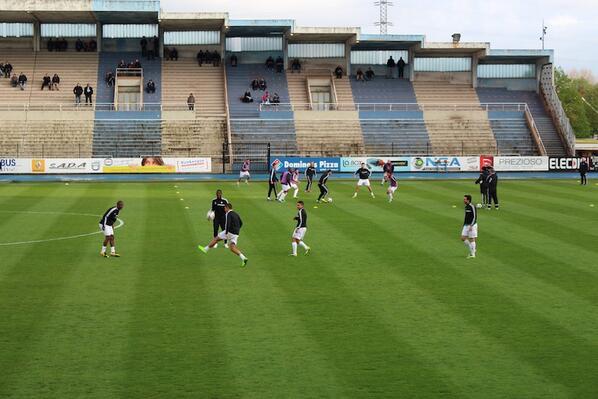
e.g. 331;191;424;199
270;157;341;172
548;157;584;171
0;158;33;174
493;156;549;171
410;156;470;172
340;157;411;172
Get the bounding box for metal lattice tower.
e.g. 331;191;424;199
374;0;393;34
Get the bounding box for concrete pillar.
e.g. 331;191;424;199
345;40;351;76
96;23;102;52
158;27;164;58
220;29;226;64
408;47;415;81
283;36;289;70
471;53;478;88
33;21;40;52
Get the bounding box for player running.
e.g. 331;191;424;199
305;162;316;192
99;200;124;257
211;189;228;248
267;159;279;201
237;159;251;185
290;201;311;256
277;167;293;202
317;169;332;203
387;173;398;202
352;162;375;198
291;168;300;198
381;160;394;185
461;194;478;259
198;203;249;267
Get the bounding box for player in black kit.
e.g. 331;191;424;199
211;189;228;247
267;160;280;201
290;201;311;256
475;166;489;207
317;170;332;203
486;168;499;210
305;162;317;192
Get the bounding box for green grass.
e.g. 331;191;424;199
1;179;597;398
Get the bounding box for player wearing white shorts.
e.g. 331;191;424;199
290;201;311;256
238;159;250;185
352;163;375;198
99;200;124;257
387;173;398;202
277;168;293;202
199;203;249;267
290;169;300;198
461;194;478;259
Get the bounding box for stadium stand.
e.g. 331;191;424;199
286;72;310;105
476;88;565;156
350;75;418;103
360;119;430;155
0;50;35;104
161;58;225;116
488;117;536;155
226;63;291;118
161;118;226;157
92;119;161;157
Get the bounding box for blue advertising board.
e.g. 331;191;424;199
269;157;341;172
340;157;411;172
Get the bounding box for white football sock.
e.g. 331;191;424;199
299;241;309;249
463;240;472;252
239;253;247;260
101;246;106;253
111;246;116;254
470;242;476;254
292;242;298;255
204;246;211;252
293;188;299;198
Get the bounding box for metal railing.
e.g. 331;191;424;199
0;103;194;112
540;63;576;156
259;102;530;112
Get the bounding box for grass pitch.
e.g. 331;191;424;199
0;179;597;398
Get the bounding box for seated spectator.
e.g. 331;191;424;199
265;56;274;69
75;38;84;52
166;47;178;61
133;59;142;68
355;68;365;82
88;39;97;52
365;67;375;81
47;38;55;52
241;90;253;103
291;58;301;73
10;73;18;87
271;92;280;104
334;65;344;79
258;77;267;91
58;38;68;51
212;51;221;66
187;93;195;110
41;73;51;90
275;56;284;73
18;72;27;90
261;91;270;104
118;60;126;69
52;74;60;91
230;54;238;67
3;62;12;78
251;78;259;91
146;79;156;94
105;71;115;87
196;50;204;66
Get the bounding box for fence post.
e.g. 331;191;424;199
267;142;271;171
461;140;464;156
426;142;430;155
222;142;226;174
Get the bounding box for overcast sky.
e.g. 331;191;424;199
162;0;597;75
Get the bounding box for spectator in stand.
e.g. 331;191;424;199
153;35;160;59
271;92;280;104
84;83;93;105
291;58;301;73
105;71;115;87
51;74;60;91
140;36;148;57
230;54;238;67
241;90;253;103
47;38;55;52
88;39;97;52
261;91;270;104
212;51;221;66
258;77;267;91
196;50;204;66
251;78;259;91
0;62;4;77
3;61;12;78
73;83;83;104
118;59;126;69
265;56;275;69
275;56;284;73
355;68;365;82
41;73;51;90
58;38;67;51
10;73;18;87
365;67;375;81
187;93;195;111
147;37;155;60
334;65;344;79
133;59;142;68
146;79;156;94
17;72;27;90
397;56;406;79
386;56;396;78
166;47;178;61
76;38;84;52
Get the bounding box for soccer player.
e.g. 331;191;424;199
290;201;311;256
461;194;478;259
387;173;398;202
277;167;292;202
305;162;316;192
267;160;279;201
579;157;589;185
381;160;394;185
475;166;489;207
317;169;332;203
486;168;499;210
99;200;124;257
237;159;251;185
291;168;300;198
352;162;375;198
198;203;248;267
211;189;228;248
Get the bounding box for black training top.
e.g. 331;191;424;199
100;206;120;227
464;203;477;226
295;208;307;228
211;197;228;219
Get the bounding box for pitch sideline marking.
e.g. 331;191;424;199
0;211;125;246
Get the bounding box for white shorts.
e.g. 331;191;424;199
218;230;239;245
99;224;114;236
388;186;397;193
290;183;298;189
461;224;478;238
357;179;371;187
292;227;307;240
281;184;290;192
239;171;250;178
